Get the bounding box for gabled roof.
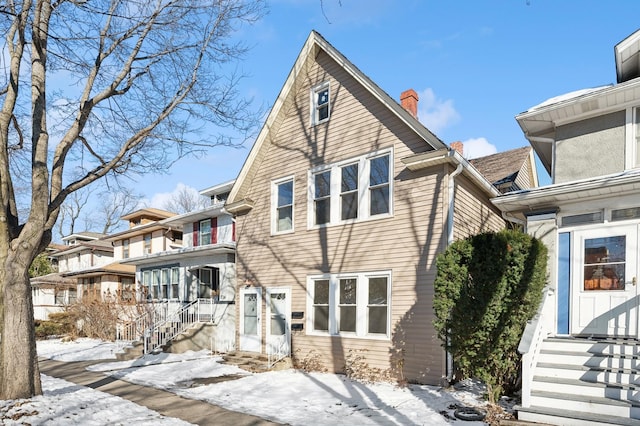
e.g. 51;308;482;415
227;30;447;210
470;146;537;192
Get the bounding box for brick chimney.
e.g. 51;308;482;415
450;141;463;156
400;89;418;118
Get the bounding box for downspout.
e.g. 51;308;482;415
446;160;463;383
447;161;463;244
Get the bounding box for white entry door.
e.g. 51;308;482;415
240;287;261;352
571;225;638;337
266;288;291;357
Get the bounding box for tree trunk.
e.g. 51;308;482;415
1;248;41;399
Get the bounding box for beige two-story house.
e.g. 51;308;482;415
225;31;511;385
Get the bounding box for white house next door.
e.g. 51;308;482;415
266;287;291;358
571;225;639;337
240;287;261;352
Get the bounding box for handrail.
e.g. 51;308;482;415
144;299;199;354
518;286;554;408
115;302;164;349
267;337;290;368
117;298;222;355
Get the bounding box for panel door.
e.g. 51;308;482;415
239;287;262;352
266;288;291;358
571;225;638;337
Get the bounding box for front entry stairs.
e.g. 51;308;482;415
517;336;640;426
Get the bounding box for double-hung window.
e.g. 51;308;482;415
200;219;212;245
369;155;390;215
122;239;129;259
311;82;330;125
143;233;152;254
341;164;358;220
309;149;392;227
314;170;331;225
272;177;294;234
142;265;180;300
308;271;391;338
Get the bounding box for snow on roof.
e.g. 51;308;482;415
528;85;612;112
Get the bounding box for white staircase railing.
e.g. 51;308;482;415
267;339;290;368
116;301;169;350
117;299;220;355
518;287;554;408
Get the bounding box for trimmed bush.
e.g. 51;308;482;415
433;229;547;402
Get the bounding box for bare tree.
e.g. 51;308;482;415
98;186;144;234
162;184;209;214
55;187;94;238
0;0;265;398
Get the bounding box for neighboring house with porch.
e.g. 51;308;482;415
493;29;640;425
224;30;528;384
31;232;114;320
112;187;237;353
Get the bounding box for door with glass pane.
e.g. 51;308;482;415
572;225;638;337
240;287;261;352
266;288;290;358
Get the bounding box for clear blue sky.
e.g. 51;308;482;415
142;0;640;206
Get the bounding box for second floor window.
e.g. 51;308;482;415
200;219;212;245
193;219;216;246
309;150;392;227
143;233;152;254
122;239;129;259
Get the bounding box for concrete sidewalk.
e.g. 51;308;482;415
39;358;280;426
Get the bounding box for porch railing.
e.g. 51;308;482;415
518;286;554;408
116;299;221;355
116;300;170;351
144;299;199;354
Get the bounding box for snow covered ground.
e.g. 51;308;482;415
0;338;502;425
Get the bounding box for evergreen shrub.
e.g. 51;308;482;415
433;229;547;402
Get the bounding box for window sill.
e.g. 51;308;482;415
271;228;295;237
306;331;390;341
308;212;393;230
311;118;330;127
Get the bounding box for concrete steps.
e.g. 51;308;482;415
518;337;640;425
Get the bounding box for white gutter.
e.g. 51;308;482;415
447;163;464;245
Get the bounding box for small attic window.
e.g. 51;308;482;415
311;82;330;125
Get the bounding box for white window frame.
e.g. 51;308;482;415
199;219;212;246
310;81;330;126
307;149;393;228
306;270;392;340
271;176;295;235
122;239;129;259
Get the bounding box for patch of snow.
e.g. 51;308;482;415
0;338;498;425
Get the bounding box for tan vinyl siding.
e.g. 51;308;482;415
514;159;531;190
453;174;505;241
235;51;497;385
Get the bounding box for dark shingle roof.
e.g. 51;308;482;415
470;146;532;190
